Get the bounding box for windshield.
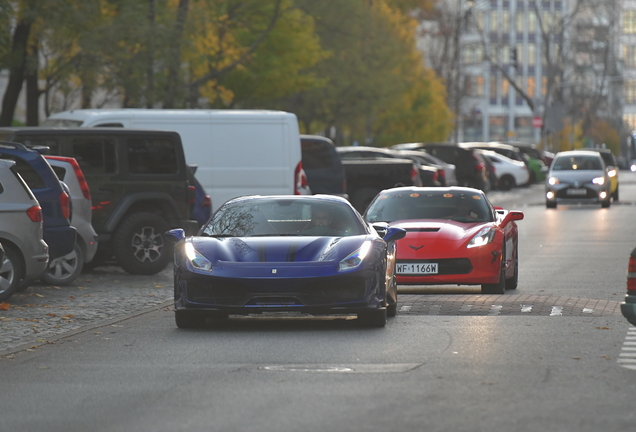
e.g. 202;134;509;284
365;190;494;223
40;119;83;127
552;155;603;171
202;198;366;237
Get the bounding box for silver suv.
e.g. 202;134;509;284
43;156;98;285
0;159;49;301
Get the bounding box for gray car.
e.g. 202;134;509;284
0;159;49;301
545;150;612;208
43;156;98;285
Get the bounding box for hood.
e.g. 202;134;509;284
390;220;489;254
549;170;605;183
191;235;369;264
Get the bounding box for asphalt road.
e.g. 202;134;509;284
2;172;636;432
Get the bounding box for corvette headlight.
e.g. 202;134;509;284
184;242;212;271
592;176;605;185
467;227;496;248
548;177;560;185
339;241;372;271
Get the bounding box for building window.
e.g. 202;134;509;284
516;12;524;33
528;12;537;33
502;11;510;33
527;77;536;97
490;10;499;32
626;80;636;104
623;113;636;130
624;10;636;34
528;43;536;66
623;45;636;69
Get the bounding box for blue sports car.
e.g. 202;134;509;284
166;195;406;328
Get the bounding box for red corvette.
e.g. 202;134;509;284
364;187;523;294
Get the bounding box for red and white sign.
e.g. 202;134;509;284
532;116;543;128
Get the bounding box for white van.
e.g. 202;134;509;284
42;109;309;211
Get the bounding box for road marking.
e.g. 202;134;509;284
428;305;441;315
618;327;636;370
489;305;503;316
460;305;473;312
260;364;420;373
399;305;412;312
521;305;532;313
582;308;594;313
550;306;563;316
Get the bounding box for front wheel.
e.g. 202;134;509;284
0;246;23;302
358;309;387;328
113;212;171;275
505;244;519;290
498;175;515;191
40;242;83;286
613;186;619;202
481;250;506;295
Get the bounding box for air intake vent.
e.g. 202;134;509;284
405;228;440;232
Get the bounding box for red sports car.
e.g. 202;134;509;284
364;187;523;294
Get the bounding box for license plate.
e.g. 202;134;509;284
396;263;438;275
566;188;587;196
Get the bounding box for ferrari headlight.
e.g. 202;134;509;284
467;226;496;248
339;241;372;271
548;177;560;185
592;176;605;185
184;242;212;271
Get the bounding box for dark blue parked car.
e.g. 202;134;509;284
0;142;76;262
188;165;212;226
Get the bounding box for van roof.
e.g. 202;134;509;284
45;109;297;122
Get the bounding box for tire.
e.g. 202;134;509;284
40;242;83;286
0;246;23;302
387;275;398;317
613;186;619;202
358;309;387;328
498;175;515;191
481;250;506;295
505;244;519;290
351;187;380;214
113;212;171;275
601;198;611;208
175;310;206;329
546;200;557;209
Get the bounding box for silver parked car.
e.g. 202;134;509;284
43;156;98;285
545;150;611;209
0;159;49;301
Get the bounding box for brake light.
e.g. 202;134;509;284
294;162;309;195
46;156;91;200
202;195;212;208
60;191;71;220
26;205;42;222
432;171;439;182
411;166;419;185
628;254;636;292
188;185;196;204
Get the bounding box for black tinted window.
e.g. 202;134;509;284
72;137;117;175
127;138;178;175
50;165;67;181
302;141;336;169
0;155;46;189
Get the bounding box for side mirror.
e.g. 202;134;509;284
383;226;407;243
501;210;524;226
371;222;389;238
166;228;185;242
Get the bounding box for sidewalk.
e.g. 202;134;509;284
0;266;173;356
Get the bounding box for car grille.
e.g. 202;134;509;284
397;258;472;275
185;277;368;306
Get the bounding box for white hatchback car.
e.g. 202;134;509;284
477;149;529;190
43;156;98;285
545;150;611;208
0;159;49;301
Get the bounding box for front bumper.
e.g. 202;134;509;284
396;252;501;286
546;183;609;204
175;269;385;315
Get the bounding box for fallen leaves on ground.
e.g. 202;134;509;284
0;302;9;310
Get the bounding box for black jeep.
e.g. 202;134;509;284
0;128;199;275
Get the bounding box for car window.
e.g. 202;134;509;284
0;155;46;189
366;190;494;223
72;137;117;175
127;138;178;174
302;141;336;169
50;165;67;181
552;155;603;171
203;199;365;237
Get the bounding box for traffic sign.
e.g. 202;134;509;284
533;116;543;128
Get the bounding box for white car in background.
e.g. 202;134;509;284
43;156;98;285
477;149;530;190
